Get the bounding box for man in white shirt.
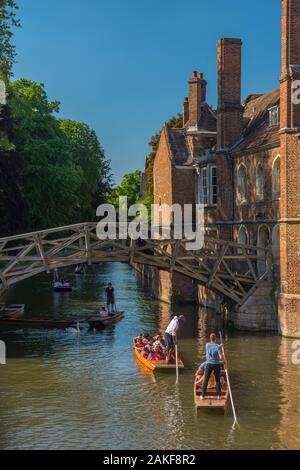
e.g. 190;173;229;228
164;315;185;363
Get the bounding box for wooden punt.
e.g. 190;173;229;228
134;342;184;372
0;304;25;319
87;311;125;329
194;368;229;410
0;318;79;329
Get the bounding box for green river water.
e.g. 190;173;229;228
0;263;299;450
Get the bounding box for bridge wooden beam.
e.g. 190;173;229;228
207;244;227;288
84;225;92;265
170;241;181;273
34;234;50;274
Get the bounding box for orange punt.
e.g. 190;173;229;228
133;340;184;372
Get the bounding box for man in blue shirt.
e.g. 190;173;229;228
201;333;225;400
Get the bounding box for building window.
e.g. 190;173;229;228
200;167;208;205
199;165;217;206
210;166;217;205
272;156;280;198
237;225;249;254
269;106;279;127
237;164;247;204
256;163;264;200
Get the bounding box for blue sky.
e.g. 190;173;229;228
13;0;281;183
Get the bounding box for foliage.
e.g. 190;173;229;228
59;119;112;220
7;79;112;230
0;0;20;79
107;170;142;208
0;150;26;236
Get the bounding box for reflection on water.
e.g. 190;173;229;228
0;263;299;450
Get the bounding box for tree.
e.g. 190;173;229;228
0;0;20;79
59;119;112;220
8;79;85;229
8;79;112;230
107;170;142;208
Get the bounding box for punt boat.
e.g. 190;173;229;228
87;311;125;329
194;367;229;410
133;339;184;372
0;318;79;329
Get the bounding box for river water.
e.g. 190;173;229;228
0;263;299;450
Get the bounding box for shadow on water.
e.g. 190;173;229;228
0;263;299;449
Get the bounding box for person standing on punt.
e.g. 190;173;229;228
164;315;185;363
105;282;115;314
201;333;225;400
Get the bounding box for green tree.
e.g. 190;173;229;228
9;79;85;229
8;79;112;229
59;119;112;220
0;0;20;79
107;170;142;208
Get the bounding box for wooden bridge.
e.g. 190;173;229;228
0;222;270;306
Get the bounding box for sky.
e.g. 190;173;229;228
13;0;282;184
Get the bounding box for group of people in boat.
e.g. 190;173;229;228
134;334;176;363
135;314;227;401
134;314;186;364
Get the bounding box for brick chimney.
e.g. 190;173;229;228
217;38;243;149
183;97;189;126
279;0;300;338
186;71;207;127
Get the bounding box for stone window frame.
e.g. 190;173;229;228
209;165;217;206
198;164;217;207
272;155;281;200
255;162;264;201
268;105;279;127
237;163;248;205
200;167;208;205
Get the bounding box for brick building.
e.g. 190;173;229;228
151;0;300;337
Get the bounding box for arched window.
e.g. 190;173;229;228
257;225;270;276
256;163;264;200
238;225;249;245
272;156;280;198
237;164;247;203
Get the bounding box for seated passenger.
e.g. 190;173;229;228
134;336;143;348
153;345;165;361
153;335;165;349
99;306;108;318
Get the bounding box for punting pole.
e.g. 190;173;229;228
219;331;239;429
175;337;179;384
